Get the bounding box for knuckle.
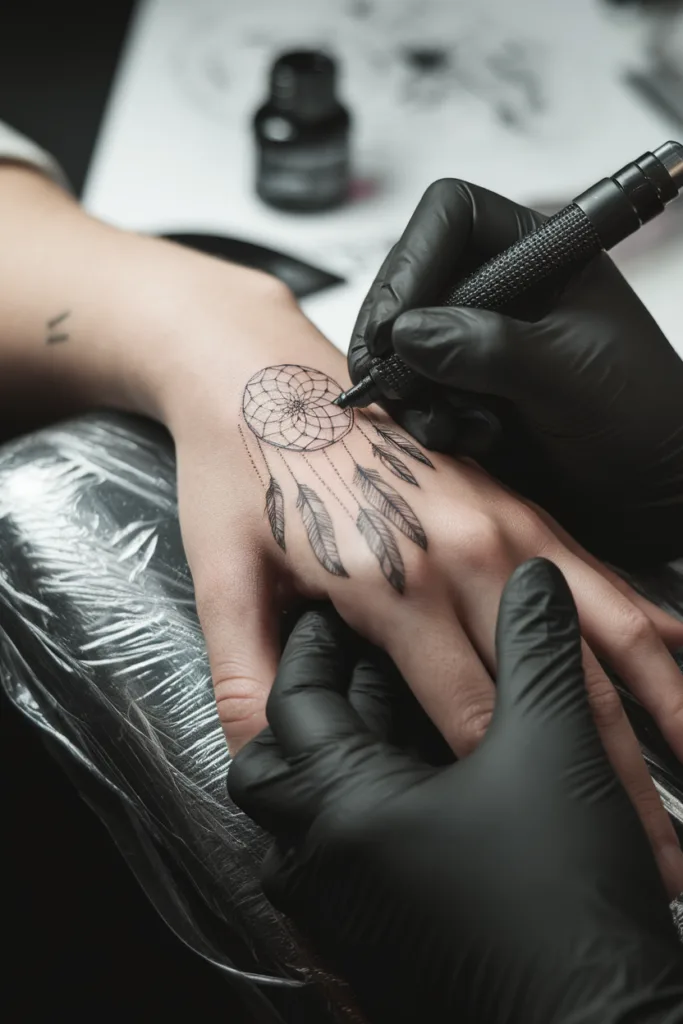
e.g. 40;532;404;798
212;666;270;731
504;501;549;550
616;608;657;652
449;692;495;754
450;513;509;572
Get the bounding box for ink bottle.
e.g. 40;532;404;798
254;50;351;212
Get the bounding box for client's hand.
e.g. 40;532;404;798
228;566;683;1024
161;270;683;895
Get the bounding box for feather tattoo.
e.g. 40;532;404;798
353;466;427;550
265;477;286;551
297;483;349;577
374;426;434;469
357;507;405;594
371;443;418;486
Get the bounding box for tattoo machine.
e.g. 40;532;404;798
334;140;683;410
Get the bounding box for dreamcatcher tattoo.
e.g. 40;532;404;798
239;365;435;594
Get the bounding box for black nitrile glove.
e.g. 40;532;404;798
348;181;683;566
229;560;683;1024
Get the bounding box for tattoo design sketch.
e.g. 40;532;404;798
45;310;71;345
240;364;434;593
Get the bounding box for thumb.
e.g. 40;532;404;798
196;563;281;757
393;305;539;400
492;559;608;772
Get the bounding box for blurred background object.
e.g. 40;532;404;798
254;50;352;211
607;0;683;127
0;2;133;194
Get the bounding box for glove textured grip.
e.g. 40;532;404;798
375;204;602;401
444;204;601;310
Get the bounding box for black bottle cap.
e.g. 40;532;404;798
269;50;338;121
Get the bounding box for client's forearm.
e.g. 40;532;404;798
0;164;307;432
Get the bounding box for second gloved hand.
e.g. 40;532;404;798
348;181;683;565
229;560;683;1024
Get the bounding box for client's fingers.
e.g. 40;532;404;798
196;559;281;756
548;546;683;764
580;644;683;898
526;499;683;649
382;604;496;757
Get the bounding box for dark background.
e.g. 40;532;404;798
0;2;134;195
1;3;244;1018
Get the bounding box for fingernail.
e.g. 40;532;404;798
661;844;683;899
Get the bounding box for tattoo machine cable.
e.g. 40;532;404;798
334;140;683;410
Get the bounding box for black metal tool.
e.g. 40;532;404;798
334;140;683;410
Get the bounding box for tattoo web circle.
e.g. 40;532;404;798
242;365;353;452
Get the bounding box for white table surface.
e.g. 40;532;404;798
84;0;682;356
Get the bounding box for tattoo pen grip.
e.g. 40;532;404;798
336;140;683;410
336;206;601;413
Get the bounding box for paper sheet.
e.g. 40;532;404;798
84;0;683;352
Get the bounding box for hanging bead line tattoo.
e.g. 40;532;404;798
238;424;265;487
302;455;355;522
323;449;361;508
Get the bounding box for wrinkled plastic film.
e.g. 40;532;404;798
0;412;681;1017
0;415;343;1023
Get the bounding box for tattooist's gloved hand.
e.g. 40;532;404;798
348;181;683;566
229;560;683;1024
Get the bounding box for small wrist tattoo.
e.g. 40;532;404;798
45;310;71;345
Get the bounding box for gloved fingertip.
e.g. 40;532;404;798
497;557;582;660
494;558;586;732
504;557;574;615
226;726;281;804
293;605;346;646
